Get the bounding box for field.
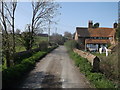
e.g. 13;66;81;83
15;35;48;52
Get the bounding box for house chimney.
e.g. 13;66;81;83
113;22;118;28
88;20;93;28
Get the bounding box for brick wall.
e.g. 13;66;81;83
73;48;100;72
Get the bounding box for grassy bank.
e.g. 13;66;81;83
69;51;115;88
2;46;58;88
64;40;115;88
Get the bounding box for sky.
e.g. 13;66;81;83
15;2;118;35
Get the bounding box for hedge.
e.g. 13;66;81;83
13;47;41;64
2;46;58;88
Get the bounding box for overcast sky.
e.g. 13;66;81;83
15;2;118;35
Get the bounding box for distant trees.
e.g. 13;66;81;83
64;31;72;39
15;29;21;35
50;33;65;45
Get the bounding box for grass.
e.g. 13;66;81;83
34;36;48;46
64;41;115;88
92;45;119;86
2;46;58;88
3;51;46;88
15;36;48;52
69;51;115;88
91;52;106;57
15;46;26;52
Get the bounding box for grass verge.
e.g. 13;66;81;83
2;46;58;88
69;50;115;88
64;41;115;88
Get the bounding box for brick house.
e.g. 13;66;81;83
74;21;117;51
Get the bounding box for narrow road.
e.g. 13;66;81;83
19;46;92;88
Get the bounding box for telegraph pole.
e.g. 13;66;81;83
48;20;51;42
118;1;120;23
55;27;57;34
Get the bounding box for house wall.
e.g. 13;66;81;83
74;32;85;49
87;44;98;51
73;48;100;72
86;43;107;52
109;36;115;45
78;37;85;45
74;32;78;41
74;32;86;44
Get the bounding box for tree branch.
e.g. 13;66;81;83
4;3;13;18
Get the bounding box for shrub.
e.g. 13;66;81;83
13;47;41;64
64;40;78;51
87;73;105;81
49;42;58;47
39;41;48;51
93;79;115;88
99;44;119;86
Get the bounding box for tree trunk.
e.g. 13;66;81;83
1;2;11;67
6;50;10;67
12;3;16;64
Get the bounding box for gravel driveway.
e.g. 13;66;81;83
19;46;92;88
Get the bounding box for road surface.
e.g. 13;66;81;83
19;46;92;88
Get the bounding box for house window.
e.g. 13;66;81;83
88;37;109;39
99;37;102;39
96;37;99;39
109;37;112;39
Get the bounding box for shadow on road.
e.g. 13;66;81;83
17;71;62;89
41;72;62;88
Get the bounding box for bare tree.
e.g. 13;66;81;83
50;33;65;45
0;1;17;67
27;0;60;49
4;1;17;54
0;1;11;67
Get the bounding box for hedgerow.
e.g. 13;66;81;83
2;46;58;88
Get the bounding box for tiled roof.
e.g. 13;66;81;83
76;27;115;37
88;28;115;37
76;27;89;37
85;39;110;44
